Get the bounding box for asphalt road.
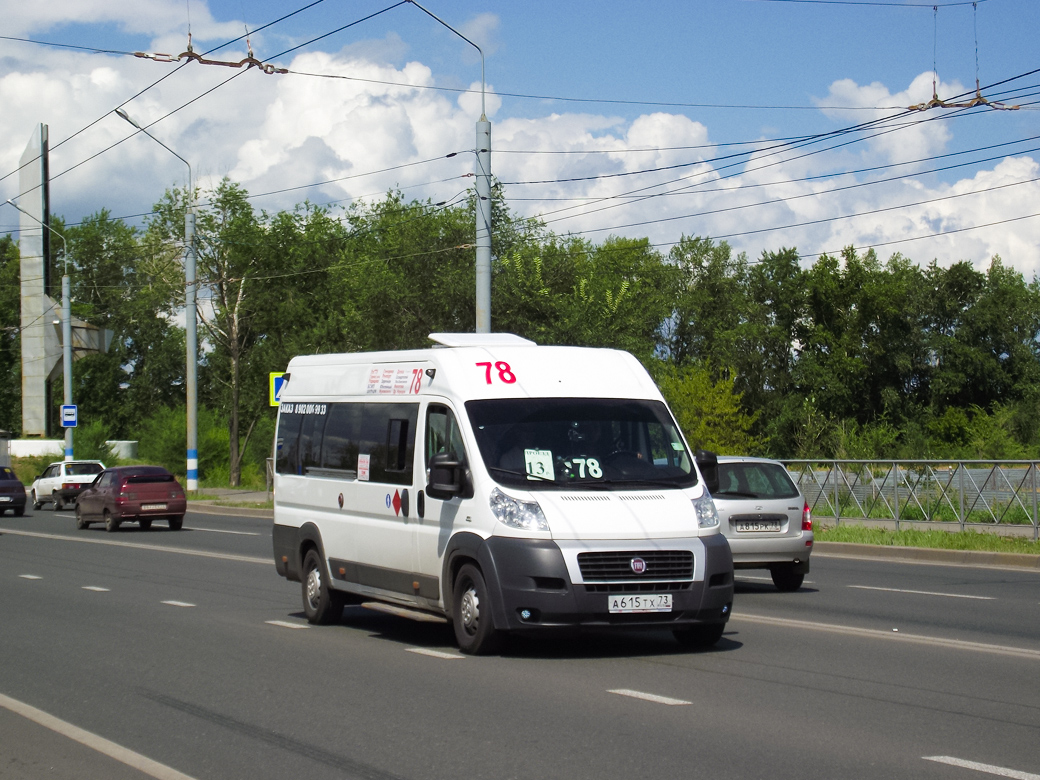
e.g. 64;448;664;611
1;506;1038;780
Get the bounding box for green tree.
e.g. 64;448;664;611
67;210;184;439
653;362;760;454
667;236;747;370
0;234;20;434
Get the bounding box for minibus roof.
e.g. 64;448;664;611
281;333;663;404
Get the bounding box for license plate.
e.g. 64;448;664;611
608;593;672;613
735;519;782;532
0;496;10;502
141;503;168;511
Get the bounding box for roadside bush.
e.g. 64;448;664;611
74;419;117;464
135;404;229;481
11;455;54;485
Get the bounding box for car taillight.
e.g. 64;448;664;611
117;480;136;502
802;501;812;532
62;483;77;491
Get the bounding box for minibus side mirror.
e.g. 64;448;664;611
695;449;720;495
427;452;469;500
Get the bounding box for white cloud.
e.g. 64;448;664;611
817;71;960;167
0;0;241;42
459;13;501;56
1;44;1037;279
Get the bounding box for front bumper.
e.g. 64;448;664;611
477;534;734;632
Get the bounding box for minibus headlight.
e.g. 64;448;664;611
693;495;720;528
490;488;550;532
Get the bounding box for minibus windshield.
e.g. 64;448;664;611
466;398;697;490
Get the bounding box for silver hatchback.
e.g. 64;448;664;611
709;456;813;591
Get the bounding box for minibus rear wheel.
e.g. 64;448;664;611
452;564;501;655
302;549;344;625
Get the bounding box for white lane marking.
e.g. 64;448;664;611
82;586;110;592
407;648;465;660
608;689;691;706
161;601;196;608
0;527;270;565
18;574;42;580
733;613;1040;661
738;575;815;584
850;585;995;600
923;756;1040;779
265;620;310;630
185;526;259;536
0;691;200;780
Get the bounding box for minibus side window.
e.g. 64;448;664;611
356;403;418;485
426;405;466;466
299;407;329;474
275;411;303;475
321;403;361;476
386;418;410;472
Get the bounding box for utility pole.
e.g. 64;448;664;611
115;109;198;490
405;0;491;333
475;118;491;333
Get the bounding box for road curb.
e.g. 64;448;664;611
188;501;273;519
814;541;1040;570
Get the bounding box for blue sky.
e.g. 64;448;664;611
2;0;1039;271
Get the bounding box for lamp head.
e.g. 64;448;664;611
114;108;141;129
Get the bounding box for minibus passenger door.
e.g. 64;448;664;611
417;403;471;601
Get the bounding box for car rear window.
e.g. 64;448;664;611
67;463;104;476
716;462;799;499
126;474;175;484
0;467;16;480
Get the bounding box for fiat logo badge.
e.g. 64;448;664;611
631;557;647;574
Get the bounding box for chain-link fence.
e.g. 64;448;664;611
783;460;1040;540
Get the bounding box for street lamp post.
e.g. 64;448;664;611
405;0;491;333
115;109;198;491
6;198;74;461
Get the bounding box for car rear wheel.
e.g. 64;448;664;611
452;564;502;655
771;563;805;592
104;510;120;533
302;548;344;624
31;491;41;511
75;504;89;530
139;518;152;531
673;622;725;649
13;506;24;517
168;515;183;531
54;495;64;511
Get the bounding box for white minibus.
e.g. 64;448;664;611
272;333;733;654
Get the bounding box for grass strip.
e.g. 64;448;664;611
816;525;1040;555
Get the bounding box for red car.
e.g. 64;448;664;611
75;466;187;532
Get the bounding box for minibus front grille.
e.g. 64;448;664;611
584;581;691;593
577;550;694;581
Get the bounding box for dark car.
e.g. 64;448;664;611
0;466;27;516
75;466;187;532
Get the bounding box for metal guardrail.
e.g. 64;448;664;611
782;460;1040;540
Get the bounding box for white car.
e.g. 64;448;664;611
708;456;813;591
30;460;106;511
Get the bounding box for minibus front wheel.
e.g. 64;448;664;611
452;564;502;655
